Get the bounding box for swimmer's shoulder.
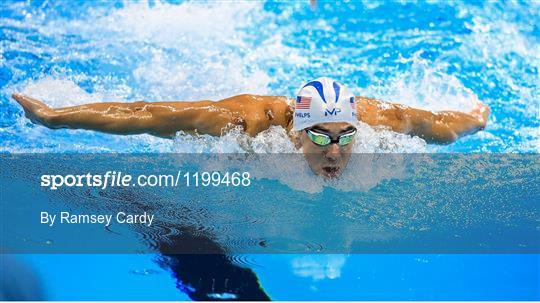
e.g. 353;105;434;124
228;94;294;131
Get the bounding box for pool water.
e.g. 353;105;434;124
13;253;539;300
1;0;539;301
1;0;538;153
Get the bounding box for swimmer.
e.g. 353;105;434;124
12;77;489;178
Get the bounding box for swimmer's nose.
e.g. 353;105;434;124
324;143;340;162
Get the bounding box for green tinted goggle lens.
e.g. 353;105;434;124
306;129;357;146
339;132;355;145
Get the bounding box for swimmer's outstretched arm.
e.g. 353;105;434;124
12;94;284;138
357;97;490;144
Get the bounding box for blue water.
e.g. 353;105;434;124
1;0;538;153
11;254;540;300
1;0;539;300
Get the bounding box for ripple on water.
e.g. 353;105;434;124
226;255;263;268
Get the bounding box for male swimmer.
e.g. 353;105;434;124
13;77;489;178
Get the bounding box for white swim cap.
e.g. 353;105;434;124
293;77;357;131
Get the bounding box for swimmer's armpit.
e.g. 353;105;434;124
356;97;490;144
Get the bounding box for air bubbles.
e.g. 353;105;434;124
130;268;160;276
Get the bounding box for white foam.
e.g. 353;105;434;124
20;77;102;107
365;52;479;113
97;2;258;48
41;1;305;101
452;2;540;120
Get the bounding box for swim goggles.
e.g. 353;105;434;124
305;128;357;146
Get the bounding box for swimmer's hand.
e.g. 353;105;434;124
409;100;491;143
408;100;491;144
13;93;57;127
469;100;490;129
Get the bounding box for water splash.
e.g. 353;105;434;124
366;52;479;112
1;0;538;153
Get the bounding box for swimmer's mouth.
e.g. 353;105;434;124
322;166;341;178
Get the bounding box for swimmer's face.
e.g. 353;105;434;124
299;122;356;179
